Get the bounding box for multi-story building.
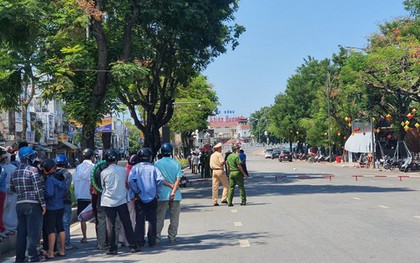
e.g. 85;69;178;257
199;114;251;148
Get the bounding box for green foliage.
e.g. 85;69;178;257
254;15;420;148
176;157;188;167
125;121;142;153
169;75;218;134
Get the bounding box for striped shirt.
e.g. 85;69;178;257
10;163;46;208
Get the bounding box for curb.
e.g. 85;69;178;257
0;207;79;258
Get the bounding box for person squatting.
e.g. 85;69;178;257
4;142;183;262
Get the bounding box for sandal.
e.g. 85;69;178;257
55;251;66;257
80;238;88;243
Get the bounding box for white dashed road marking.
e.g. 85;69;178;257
234;222;243;227
353;197;361;200
379;205;389;209
414;216;420;220
231;209;238;213
239;239;251;247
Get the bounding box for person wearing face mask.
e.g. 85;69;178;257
10;146;46;262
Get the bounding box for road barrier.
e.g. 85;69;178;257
251;174;335;181
352;174;419;181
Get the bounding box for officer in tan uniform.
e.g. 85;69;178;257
210;143;229;206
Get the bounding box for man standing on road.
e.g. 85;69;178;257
128;147;164;248
155;143;182;244
10;147;46;262
226;145;248;206
73;148;94;243
101;149;139;255
210;143;229;206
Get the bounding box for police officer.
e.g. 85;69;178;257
209;143;228;206
226;145;248;206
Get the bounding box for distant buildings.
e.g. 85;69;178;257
193;114;252;148
0;94;128;159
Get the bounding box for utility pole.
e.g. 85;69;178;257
326;60;332;161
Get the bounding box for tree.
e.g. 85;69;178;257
44;0;244;153
113;0;244;155
345;19;420;139
168;75;218;156
124;121;142;154
0;0;49;140
250;107;272;143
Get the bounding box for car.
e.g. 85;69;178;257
272;148;281;159
264;148;273;159
278;150;293;162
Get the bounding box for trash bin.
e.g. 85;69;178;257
336;156;341;163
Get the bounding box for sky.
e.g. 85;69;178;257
203;0;410;117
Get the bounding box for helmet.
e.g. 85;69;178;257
82;148;94;159
160;143;173;157
40;158;56;175
18;146;36;161
54;154;67;166
104;149;118;163
128;154;139;165
137;148;153;163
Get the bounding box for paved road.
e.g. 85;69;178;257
4;147;420;262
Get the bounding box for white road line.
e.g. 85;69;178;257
70;223;80;233
231;209;238;213
234;221;243;227
353;197;361;200
414;216;420;220
239;239;251;247
388;184;394;186
379;205;389;209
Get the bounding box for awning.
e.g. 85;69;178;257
59;141;79;150
223;138;235;146
344;132;375;153
34;144;52;152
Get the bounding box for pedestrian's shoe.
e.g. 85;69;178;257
240;202;246;206
221;200;228;204
129;247;141;253
213;203;219;206
106;250;117;255
228;203;234;207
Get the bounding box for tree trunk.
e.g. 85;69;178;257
21;104;28;141
80;2;109;150
101;133;111;150
81;122;95;150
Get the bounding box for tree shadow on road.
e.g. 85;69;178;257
143;230;270;254
244;172;414;196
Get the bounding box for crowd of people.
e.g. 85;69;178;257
0;140;249;262
0;142;183;262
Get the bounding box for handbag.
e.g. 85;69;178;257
77;203;94;222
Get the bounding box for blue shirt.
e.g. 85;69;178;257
0;165;7;192
155;157;182;201
45;173;66;210
128;162;164;203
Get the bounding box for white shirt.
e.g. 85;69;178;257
3;162;17;189
73;160;94;200
101;164;129;207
